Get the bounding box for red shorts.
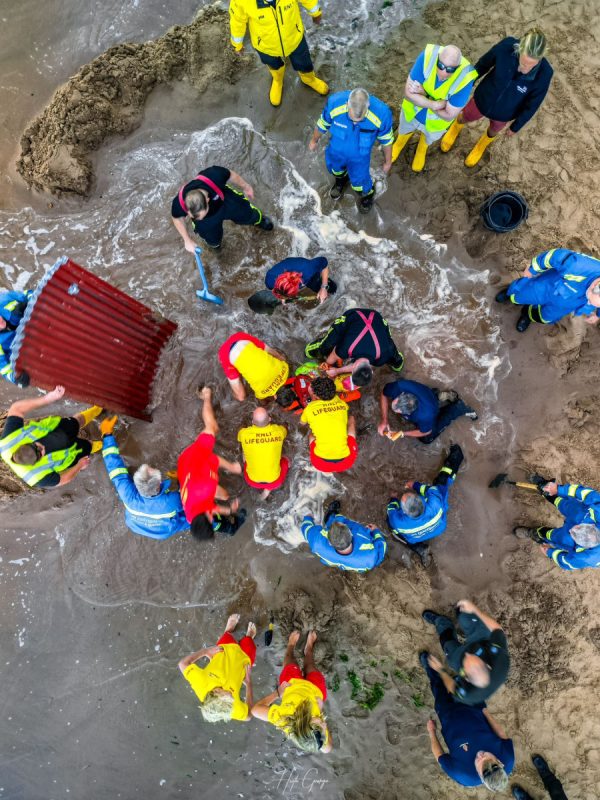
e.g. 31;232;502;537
243;457;289;490
310;436;357;474
218;332;264;380
217;631;256;665
461;97;509;136
279;663;327;700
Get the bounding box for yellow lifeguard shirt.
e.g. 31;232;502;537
301;397;349;460
267;678;324;731
238;423;287;484
233;342;289;399
183;643;250;721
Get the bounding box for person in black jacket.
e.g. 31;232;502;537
440;29;553;166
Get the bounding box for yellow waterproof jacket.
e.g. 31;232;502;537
229;0;321;58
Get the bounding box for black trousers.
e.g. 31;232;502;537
192;187;263;247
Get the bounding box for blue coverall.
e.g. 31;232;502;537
539;483;600;570
508;248;600;324
317;91;394;194
0;289;30;383
102;435;189;539
387;474;454;544
301;513;387;571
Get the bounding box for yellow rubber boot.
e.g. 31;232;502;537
299;71;329;96
411;133;428;172
90;440;103;454
268;66;285;107
79;405;103;426
465;131;495;167
391;132;413;163
440;119;464;153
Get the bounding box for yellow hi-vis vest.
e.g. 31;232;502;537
402;44;477;134
229;0;321;59
234;342;289;399
0;416;81;487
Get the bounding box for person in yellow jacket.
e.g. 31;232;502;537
229;0;328;107
219;331;289;401
0;384;103;489
178;613;256;723
391;44;477;172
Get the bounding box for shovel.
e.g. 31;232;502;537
264;614;275;647
247;290;315;315
194;247;223;306
488;473;550;492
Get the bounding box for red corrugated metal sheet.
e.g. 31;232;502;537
12;259;177;420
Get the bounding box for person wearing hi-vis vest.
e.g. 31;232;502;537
0;288;32;386
0;385;103;490
391;44;477;172
219;331;289;402
228;0;328;107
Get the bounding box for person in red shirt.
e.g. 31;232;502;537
178;387;243;540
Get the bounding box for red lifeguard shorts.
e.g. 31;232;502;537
279;663;327;700
309;436;357;473
218;332;264;380
217;631;257;665
243;457;289;490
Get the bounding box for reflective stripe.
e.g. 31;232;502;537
439;466;453;475
543;249;556;268
396;507;443;534
365;109;382;128
4;300;18;311
551;549;566;565
419;484;427;496
317;116;330;131
423;44;441;77
567;484;578;497
330;104;348;118
358;543;375;551
530;256;543;273
581;488;592;500
306;2;320;12
231;35;244;43
124;506;177;520
589;509;596;522
102;447;119;456
563;273;587;282
0;365;12;375
378;131;395;145
0;344;4;354
109;467;128;479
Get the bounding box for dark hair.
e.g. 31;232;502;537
185;189;208;218
352;364;372;387
275;385;298;408
311;376;336;401
12;444;39;466
190;514;214;541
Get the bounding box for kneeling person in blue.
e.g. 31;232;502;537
514;480;600;570
379;379;477;444
265;256;337;305
387;444;463;566
0;288;32;386
419;652;514;791
496;248;600;333
301;500;386;572
309;88;394;213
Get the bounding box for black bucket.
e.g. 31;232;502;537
480;191;529;233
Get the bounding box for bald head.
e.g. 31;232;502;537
252;407;270;427
439;45;461;66
462;653;491;688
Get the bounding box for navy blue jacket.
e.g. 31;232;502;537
473;37;553;132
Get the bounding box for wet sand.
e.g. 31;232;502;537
1;0;600;799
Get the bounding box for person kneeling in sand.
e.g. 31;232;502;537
251;631;332;753
219;332;289;402
299;377;357;473
238;407;289;500
301;500;386;572
178;613;256;722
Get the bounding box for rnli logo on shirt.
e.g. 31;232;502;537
516;85;528;93
333;121;348;128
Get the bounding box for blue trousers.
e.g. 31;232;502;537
325;147;373;194
420;399;475;445
508;273;582;324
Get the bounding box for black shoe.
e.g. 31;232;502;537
418;650;430;671
324;500;341;520
516;308;531;332
257;215;274;231
495;286;510;303
511;787;531;800
15;370;30;388
513;526;542;542
204;240;222;250
445;443;464;473
330;174;349;199
413;543;431;567
532;754;551;776
222;508;247;536
358;189;375;214
422;610;439;626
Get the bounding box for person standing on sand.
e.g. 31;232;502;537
441;29;553;166
418;652;514;792
178;613;256;723
251;630;332;753
495;248;600;333
0;287;31;386
309;88;394;213
238;407;289;499
390;44;476;172
513;480;600;570
422;600;510;706
228;0;328;107
171;165;273;252
512;754;569;800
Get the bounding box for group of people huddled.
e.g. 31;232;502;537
0;3;595;796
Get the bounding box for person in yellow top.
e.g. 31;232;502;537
252;630;332;753
178;613;256;723
219;331;289;401
229;0;328;107
300;376;357;473
238;407;289;499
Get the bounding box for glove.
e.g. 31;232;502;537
166;470;178;480
99;415;118;436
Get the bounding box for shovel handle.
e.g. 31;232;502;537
514;481;542;491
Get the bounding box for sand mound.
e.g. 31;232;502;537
16;4;251;196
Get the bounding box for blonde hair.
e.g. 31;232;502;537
199;690;234;723
281;699;323;753
517;28;547;59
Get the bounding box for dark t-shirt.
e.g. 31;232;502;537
326;309;398;367
449;624;510;705
170;166;231;220
383;379;438;433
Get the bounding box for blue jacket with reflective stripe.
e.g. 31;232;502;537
546;483;600;570
301;513;386;571
387;480;452;544
102;435;189;539
527;248;600;317
0;290;29;383
317;91;394;159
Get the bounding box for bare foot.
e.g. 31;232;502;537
288;631;301;647
427;654;443;672
260;489;271;500
225;613;240;632
230;498;240;513
247;622;257;639
230;462;243;475
305;630;318;654
197;386;212;401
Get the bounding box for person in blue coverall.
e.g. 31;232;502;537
387;444;463;566
418;651;514;792
0;289;31;386
495;248;600;332
101;418;245;540
301;500;386;571
514;480;600;571
308;87;394;213
265;256;337;304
